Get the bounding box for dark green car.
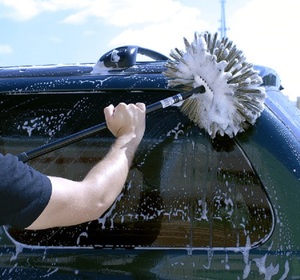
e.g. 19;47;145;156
0;46;299;279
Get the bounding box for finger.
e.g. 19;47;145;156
104;104;114;119
115;102;126;109
135;102;146;112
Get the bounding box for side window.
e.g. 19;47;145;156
3;105;274;250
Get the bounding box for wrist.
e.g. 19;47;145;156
115;133;142;148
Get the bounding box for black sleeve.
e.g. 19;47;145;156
0;153;52;228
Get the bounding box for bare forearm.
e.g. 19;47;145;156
82;135;139;213
27;136;140;230
26;103;145;230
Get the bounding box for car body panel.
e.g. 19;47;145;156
0;47;299;279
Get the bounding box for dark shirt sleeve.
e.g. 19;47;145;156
0;153;52;228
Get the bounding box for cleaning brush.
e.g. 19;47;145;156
164;31;266;138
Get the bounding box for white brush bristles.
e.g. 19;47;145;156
164;31;266;138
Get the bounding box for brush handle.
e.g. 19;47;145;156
17;86;205;163
17;122;108;163
146;85;204;113
146;93;186;113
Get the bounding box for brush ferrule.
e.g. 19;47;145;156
160;94;183;108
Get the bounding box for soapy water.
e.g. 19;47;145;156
17;98;89;138
2;114;293;279
69;121;273;249
6;114;274;250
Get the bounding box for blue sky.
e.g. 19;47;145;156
0;0;298;101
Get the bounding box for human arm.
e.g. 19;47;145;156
26;102;145;230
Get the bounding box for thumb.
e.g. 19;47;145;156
104;104;114;122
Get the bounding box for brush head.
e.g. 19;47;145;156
164;31;266;138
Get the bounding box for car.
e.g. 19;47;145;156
0;45;299;279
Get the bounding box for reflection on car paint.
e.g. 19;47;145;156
5;109;273;251
0;57;299;279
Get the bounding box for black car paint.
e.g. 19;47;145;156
0;47;299;279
